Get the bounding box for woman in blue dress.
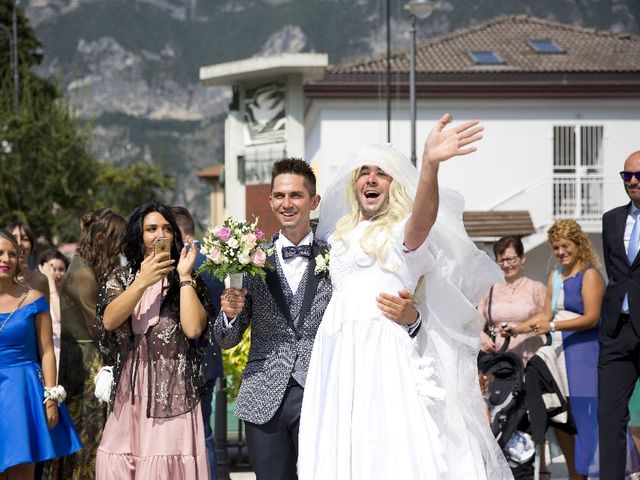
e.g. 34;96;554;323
502;219;604;479
0;231;81;477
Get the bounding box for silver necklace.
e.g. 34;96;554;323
507;277;525;293
0;292;29;335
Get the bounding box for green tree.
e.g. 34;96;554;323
0;2;174;242
0;76;100;244
94;161;174;217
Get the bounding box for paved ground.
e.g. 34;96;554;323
227;464;569;480
225;451;571;480
229;472;255;480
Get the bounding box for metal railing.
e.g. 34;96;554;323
552;174;604;221
491;174;621;225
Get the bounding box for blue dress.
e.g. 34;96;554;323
0;296;81;472
558;269;599;476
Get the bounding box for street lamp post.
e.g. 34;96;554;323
404;0;438;166
12;1;19;113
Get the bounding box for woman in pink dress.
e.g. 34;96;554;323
95;203;213;479
478;236;546;363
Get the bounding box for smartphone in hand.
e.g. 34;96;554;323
153;237;171;257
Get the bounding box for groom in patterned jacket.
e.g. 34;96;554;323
214;158;418;480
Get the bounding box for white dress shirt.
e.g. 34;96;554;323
275;230;314;295
624;205;640;256
622;205;640;313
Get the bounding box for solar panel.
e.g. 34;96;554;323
469;51;504;65
529;39;564;53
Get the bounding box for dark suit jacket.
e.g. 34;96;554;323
213;235;332;424
601;203;640;338
194;244;225;382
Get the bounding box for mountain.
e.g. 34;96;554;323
23;0;640;223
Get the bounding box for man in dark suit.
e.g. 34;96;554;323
214;158;419;480
599;150;640;479
172;206;224;480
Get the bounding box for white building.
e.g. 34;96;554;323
201;15;640;281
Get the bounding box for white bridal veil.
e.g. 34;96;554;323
317;144;513;479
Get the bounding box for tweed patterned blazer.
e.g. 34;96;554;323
213;234;332;425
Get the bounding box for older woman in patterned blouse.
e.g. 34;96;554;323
95;202;213;480
478;236;546;363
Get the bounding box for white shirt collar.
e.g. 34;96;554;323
278;230;314;248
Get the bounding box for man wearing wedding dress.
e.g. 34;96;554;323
297;113;513;479
214;159;420;480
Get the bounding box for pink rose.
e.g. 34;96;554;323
215;226;231;242
208;246;224;264
251;248;267;267
241;233;257;249
254;228;264;240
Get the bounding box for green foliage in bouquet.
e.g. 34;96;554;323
196;217;272;283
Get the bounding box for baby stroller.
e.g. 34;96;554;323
524;334;576;480
478;336;535;479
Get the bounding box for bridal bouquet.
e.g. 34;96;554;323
197;217;271;286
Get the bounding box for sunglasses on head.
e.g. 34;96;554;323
620;171;640;182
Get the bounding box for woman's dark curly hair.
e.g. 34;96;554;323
123;202;184;310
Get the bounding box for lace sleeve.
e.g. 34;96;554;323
533;280;547;313
95;266;133;364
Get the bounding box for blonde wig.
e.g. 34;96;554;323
547;219;602;269
332;167;413;270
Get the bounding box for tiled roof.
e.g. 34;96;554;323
197;164;223;178
328;15;640;75
463;211;535;239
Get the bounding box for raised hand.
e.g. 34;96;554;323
422;113;484;165
38;262;56;283
177;240;198;279
137;252;174;289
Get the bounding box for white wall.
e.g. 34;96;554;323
224;111;246;221
306;96;640;236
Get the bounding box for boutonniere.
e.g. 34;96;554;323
314;252;330;276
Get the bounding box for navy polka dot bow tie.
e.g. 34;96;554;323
281;245;312;259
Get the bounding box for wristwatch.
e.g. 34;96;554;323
179;279;196;288
549;320;556;334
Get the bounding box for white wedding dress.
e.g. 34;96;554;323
298;218;506;479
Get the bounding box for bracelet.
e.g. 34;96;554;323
43;385;67;405
179;279;196;288
550;320;556;334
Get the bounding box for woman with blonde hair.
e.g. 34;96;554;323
501;219;604;479
45;208;127;480
0;230;80;477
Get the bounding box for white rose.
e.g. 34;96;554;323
238;253;251;265
227;237;239;249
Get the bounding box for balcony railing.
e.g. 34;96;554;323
492;174;621;229
552;174;603;221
